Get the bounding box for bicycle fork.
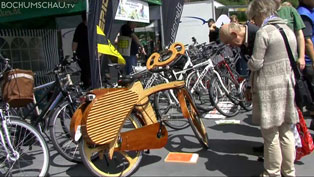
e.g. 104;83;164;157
190;69;209;95
214;70;245;104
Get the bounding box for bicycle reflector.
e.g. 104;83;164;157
79;94;96;103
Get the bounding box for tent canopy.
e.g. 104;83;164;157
134;22;155;32
0;0;86;24
144;0;162;5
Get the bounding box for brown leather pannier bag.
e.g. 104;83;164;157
2;69;34;107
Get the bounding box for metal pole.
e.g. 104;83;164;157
211;0;216;20
86;0;89;21
98;56;102;88
159;5;165;49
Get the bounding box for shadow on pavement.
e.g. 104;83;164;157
139;154;162;167
164;133;263;156
162;130;265;176
208;139;263;155
203;150;264;176
66;163;92;176
210;124;262;138
165;134;206;153
49;152;75;168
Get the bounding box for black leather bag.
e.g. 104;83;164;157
274;24;313;108
295;76;313;108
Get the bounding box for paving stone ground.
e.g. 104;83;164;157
48;109;314;176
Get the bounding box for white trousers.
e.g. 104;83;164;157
261;123;296;177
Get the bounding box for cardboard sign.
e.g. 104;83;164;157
165;152;199;164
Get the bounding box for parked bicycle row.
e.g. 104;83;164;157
132;40;252;119
0;53;82;176
0;40;251;176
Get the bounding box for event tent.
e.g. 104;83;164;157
0;0;184;88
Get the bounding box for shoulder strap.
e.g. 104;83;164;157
273;24;301;79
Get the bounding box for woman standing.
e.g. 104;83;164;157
246;0;298;176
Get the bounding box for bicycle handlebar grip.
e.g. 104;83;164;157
146;52;160;70
157;42;185;65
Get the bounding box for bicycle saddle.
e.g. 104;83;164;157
118;73;143;86
108;63;122;70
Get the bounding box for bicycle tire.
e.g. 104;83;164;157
80;113;143;177
209;75;240;117
186;70;214;111
180;89;209;149
0;117;50;177
49;101;81;162
154;90;190;130
239;79;253;111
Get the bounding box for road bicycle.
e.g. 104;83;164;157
70;42;209;176
213;47;252;112
0;55;50;176
203;44;252;117
184;42;222;111
185;43;239;117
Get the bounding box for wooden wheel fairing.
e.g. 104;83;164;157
81;89;139;146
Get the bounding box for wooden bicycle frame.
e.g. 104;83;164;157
70;80;199;159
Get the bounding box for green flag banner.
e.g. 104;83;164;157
0;0;86;23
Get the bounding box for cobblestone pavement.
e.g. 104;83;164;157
48;110;314;176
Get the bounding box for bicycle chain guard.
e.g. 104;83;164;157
146;42;185;70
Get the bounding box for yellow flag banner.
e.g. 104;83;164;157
96;25;125;64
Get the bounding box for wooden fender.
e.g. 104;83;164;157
70;103;88;141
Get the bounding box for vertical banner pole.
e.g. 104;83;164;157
160;5;165;49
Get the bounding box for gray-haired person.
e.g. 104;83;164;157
247;0;298;176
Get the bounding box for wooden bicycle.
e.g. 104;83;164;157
70;42;209;176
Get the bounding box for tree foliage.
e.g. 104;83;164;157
216;0;299;8
215;0;249;5
283;0;299;8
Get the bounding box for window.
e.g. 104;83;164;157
9;37;45;71
11;38;29;70
29;37;45;71
0;37;11;59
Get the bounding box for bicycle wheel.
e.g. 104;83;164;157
186;70;214;111
80;113;143;177
154;90;190;130
209;75;240;117
180;89;209;149
49;101;81;162
0;117;50;177
239;79;253;111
